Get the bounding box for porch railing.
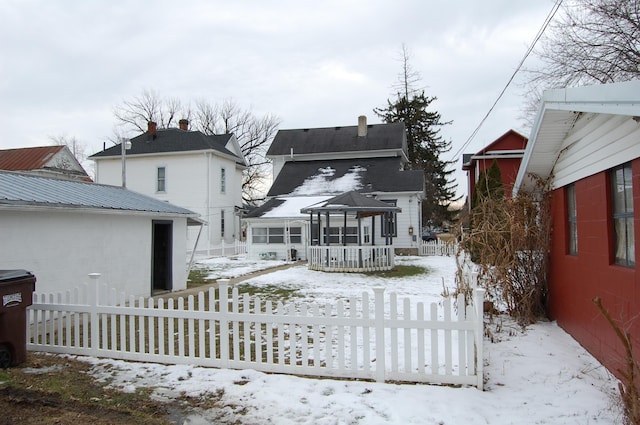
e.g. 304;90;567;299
308;245;395;272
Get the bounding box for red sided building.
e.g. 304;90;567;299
515;80;640;379
462;129;528;207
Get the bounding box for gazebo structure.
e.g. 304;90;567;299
301;191;401;272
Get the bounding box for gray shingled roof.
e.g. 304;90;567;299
300;191;402;214
90;128;244;165
245;198;287;218
0;171;199;218
267;122;406;156
267;157;424;197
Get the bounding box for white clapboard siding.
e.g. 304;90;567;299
27;276;485;389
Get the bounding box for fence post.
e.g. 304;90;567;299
218;279;230;367
88;273;101;356
471;271;479;289
373;287;385;383
474;287;485;390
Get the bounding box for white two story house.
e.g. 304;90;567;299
90;120;246;255
244;116;425;266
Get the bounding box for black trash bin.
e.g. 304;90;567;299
290;248;297;261
0;270;36;368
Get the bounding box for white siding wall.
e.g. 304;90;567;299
94;151;244;252
0;209;188;297
369;193;422;251
246;219;308;261
390;194;422;251
271;156;286;181
554;114;640;188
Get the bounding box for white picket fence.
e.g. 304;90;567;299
189;240;248;258
27;276;485;389
421;241;458;256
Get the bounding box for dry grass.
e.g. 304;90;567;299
594;297;640;425
455;176;551;325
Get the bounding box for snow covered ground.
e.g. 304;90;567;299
84;255;621;424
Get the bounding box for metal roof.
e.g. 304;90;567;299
0;146;65;170
0;171;200;218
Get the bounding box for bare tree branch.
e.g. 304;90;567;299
114;92;281;203
521;0;640;122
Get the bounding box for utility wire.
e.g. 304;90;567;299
449;0;563;162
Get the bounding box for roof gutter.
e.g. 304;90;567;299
0;203;205;224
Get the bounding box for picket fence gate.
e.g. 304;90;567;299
27;275;485;389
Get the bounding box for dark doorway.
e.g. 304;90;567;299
152;221;173;293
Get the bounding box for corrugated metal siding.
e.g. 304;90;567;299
0;171;196;215
0;146;64;170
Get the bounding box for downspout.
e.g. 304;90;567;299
206;152;211;256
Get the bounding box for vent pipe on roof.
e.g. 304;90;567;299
148;121;157;139
179;119;189;131
358;115;367;137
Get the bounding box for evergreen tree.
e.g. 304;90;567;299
374;91;459;226
471;159;504;208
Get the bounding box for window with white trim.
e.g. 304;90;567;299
220;168;226;194
252;227;267;244
290;227;302;244
252;227;287;244
322;226;358;244
269;227;284;243
157;167;166;192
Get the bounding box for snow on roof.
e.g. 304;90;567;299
289;166;366;196
261;196;333;218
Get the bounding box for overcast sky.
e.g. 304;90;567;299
0;0;556;199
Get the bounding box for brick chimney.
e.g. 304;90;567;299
147;121;157;137
179;119;189;131
357;115;367;137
